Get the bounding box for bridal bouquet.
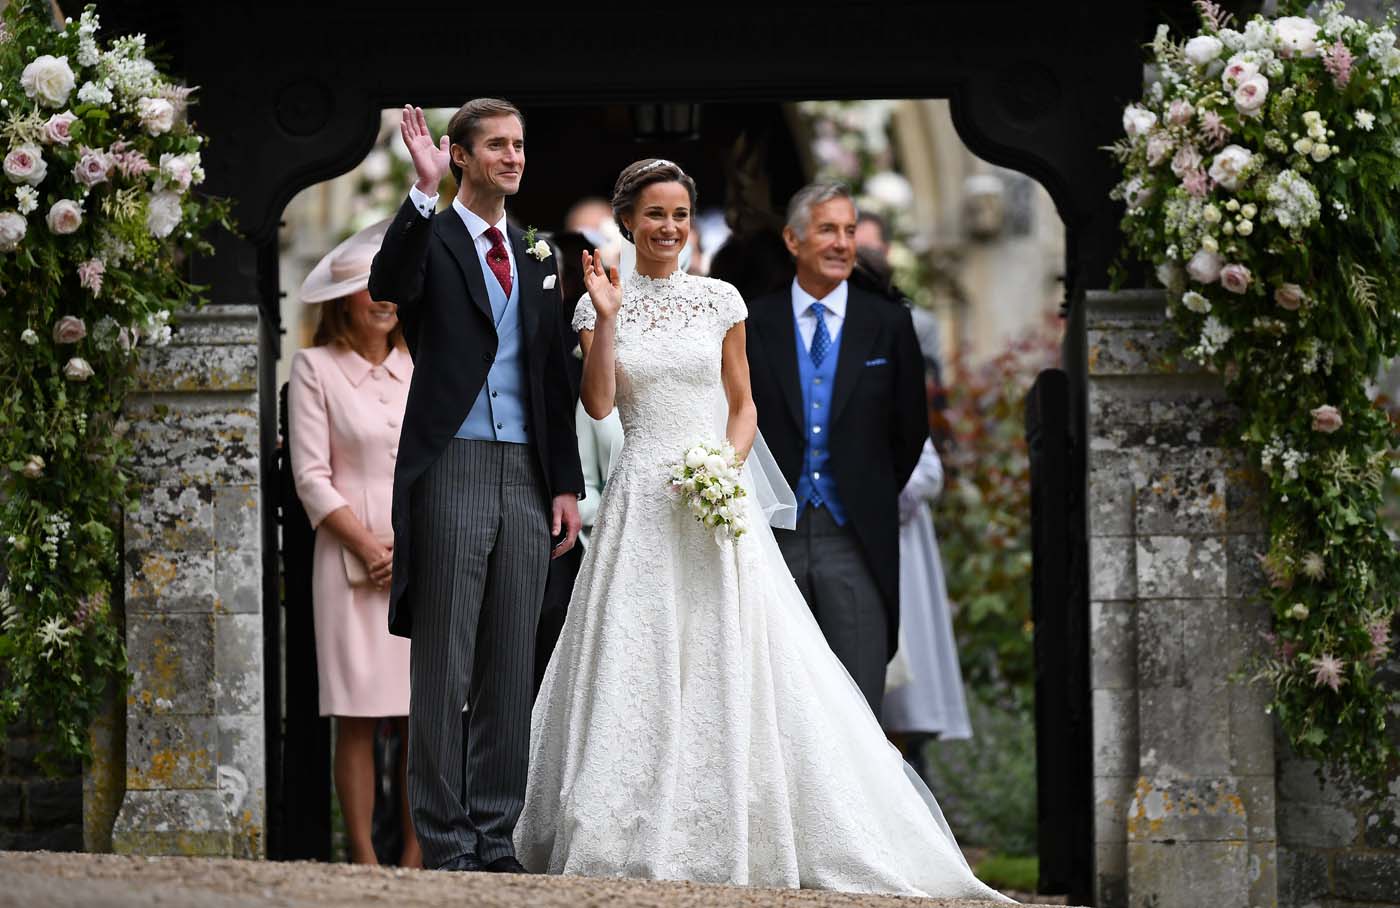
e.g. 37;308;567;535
667;442;750;543
1111;0;1400;775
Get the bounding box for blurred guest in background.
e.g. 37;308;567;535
883;439;973;776
576;399;624;547
290;221;421;867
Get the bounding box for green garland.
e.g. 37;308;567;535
1112;0;1400;777
0;2;229;769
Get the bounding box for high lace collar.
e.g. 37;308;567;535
625;268;687;293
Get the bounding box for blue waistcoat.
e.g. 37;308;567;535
794;312;846;524
455;254;530;443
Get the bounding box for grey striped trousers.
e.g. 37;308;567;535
407;439;550;868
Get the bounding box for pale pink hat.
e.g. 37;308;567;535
299;218;391;304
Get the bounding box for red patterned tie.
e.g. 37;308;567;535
483;226;512;297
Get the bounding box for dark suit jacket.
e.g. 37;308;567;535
369;195;584;638
745;282;928;657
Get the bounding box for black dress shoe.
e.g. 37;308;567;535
485;855;528;874
436;853;486;872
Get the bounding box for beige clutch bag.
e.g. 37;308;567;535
343;529;395;587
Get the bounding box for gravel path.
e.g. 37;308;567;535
0;852;1071;908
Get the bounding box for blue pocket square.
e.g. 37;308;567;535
864;357;889;367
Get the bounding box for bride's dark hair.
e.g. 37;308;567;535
610;159;698;242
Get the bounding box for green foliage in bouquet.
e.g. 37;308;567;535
0;2;230;769
935;316;1062;712
1111;0;1400;776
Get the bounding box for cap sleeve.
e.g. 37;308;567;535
572;293;596;333
718;281;748;331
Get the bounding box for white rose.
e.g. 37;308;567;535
1237;219;1253;236
4;145;48;186
158;152;199;192
1122;105;1157;139
1275;16;1320;58
1208;144;1253;191
63;357;94;382
1222;54;1260;88
0;211;27;252
1186;248;1224;284
1185;35;1224;65
46;198;83;235
1182;291;1211;313
530;239;552;261
685;446;708;469
1233;74;1269;116
703;453;728;476
145;190;182;238
20;55;77;108
137;97;176;136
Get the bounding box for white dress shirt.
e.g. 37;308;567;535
407;185;516;283
790;277;848;351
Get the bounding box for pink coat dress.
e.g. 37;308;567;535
289;343;413;717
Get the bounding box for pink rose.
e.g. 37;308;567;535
1310;404;1342;434
1234;74;1270;116
1186;249;1224;284
41;111;78;146
1170;144;1202;179
1274;283;1305;311
1220;264;1252;294
1146;131;1174;166
72;147;111;188
4;144;47;187
63;357;94;382
46;198;83;235
1167;99;1195;127
1222;54;1260;89
52;315;87;344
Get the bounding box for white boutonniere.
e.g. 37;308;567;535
523;226;552;262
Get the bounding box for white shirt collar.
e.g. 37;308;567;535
791;277;848;320
452;197;508;243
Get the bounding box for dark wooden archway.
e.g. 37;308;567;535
98;1;1185;901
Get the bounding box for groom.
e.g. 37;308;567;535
745;182;927;719
369;99;583;872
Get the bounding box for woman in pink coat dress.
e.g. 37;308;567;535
290;221;420;867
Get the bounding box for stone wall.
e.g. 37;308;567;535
0;719;82;852
1085;290;1278;908
99;302;265;858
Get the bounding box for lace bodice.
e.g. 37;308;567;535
573;270;746;468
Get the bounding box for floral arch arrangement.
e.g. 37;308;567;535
1113;0;1400;776
0;2;229;766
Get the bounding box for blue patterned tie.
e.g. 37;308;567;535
808;302;831;367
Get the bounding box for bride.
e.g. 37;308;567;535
515;159;1008;901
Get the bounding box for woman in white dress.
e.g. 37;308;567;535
515;159;1006;901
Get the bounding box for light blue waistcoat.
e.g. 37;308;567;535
455;253;530;443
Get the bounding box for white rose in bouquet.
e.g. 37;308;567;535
41;111;78;146
1233;74;1270;116
46;199;84;235
1208;144;1253;190
703;453;728;476
63;357;95;382
0;212;27;252
1185;35;1224;65
21;55;77;108
1222;53;1260;88
1275;16;1321;58
685;446;708;469
146;190;182;238
137;97;176;137
1122;105;1157;139
1186;248;1225;284
159;152;201;192
4;145;48;186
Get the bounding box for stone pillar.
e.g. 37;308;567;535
1085;291;1277;908
109;303;264;857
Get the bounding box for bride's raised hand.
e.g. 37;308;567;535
582;249;621;321
400;105;450;194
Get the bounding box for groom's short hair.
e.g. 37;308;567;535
447;98;525;183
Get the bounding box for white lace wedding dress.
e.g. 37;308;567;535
515;270;1007;901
